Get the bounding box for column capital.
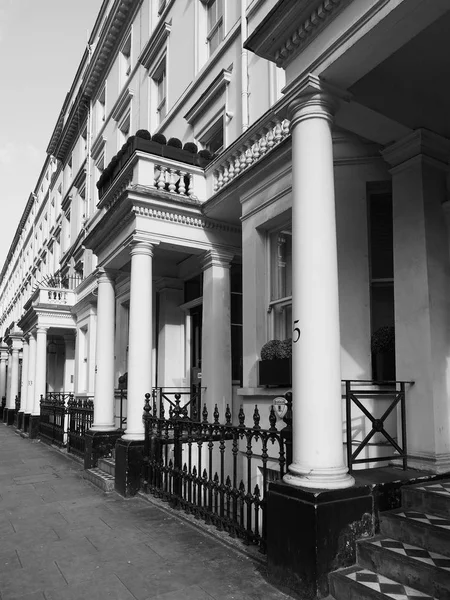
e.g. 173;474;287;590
284;74;347;127
97;268;118;284
201;249;234;271
382;129;450;173
35;326;48;335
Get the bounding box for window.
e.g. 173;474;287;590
97;86;106;132
207;0;223;55
118;111;131;147
269;228;292;340
80;128;88;162
231;264;243;384
152;59;167;126
94;153;105;203
200;118;224;155
368;188;395;380
120;33;132;83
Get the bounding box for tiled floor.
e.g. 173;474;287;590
396;511;450;530
414;482;450;497
369;538;450;570
345;569;434;599
0;424;292;600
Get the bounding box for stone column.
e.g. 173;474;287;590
32;326;47;415
5;351;12;413
156;278;184;387
26;332;37;415
63;334;76;392
383;129;450;473
283;88;354;490
0;351;7;399
7;343;20;410
18;336;29;428
201;250;234;417
92;269;116;431
122;240;154;440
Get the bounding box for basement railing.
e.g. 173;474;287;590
344;380;413;472
142;392;292;553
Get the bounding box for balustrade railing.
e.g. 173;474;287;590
67;397;94;459
154;166;194;197
142;392;292;553
344;380;412;472
210;114;290;194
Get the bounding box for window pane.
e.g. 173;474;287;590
271;232;292;300
369;193;393;280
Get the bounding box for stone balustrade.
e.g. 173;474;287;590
209;116;290;194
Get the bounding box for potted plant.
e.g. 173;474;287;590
258;338;292;387
371;325;395;382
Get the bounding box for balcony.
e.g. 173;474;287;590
97;135;213;209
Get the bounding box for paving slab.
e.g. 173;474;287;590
0;424;294;600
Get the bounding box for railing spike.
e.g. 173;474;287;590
202;403;208;423
225;404;231;425
238;405;245;428
253;405;261;430
143;393;151;414
269;405;277;431
213;404;219;424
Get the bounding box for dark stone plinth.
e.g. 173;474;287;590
84;430;122;469
23;413;30;433
266;481;374;599
29;415;40;439
5;408;15;426
17;411;24;430
115;438;144;497
2;407;7;423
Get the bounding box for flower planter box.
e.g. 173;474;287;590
258;358;292;387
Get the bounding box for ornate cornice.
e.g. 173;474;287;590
131;204;241;234
245;0;351;68
111;87;134;122
184;68;233;125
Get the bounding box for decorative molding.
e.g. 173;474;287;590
131;205;241;234
274;0;348;67
184;68;233;125
139;20;172;70
381;129;450;169
111;87;134;122
91;135;107;161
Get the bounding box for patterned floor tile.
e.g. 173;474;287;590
346;568;435;599
370;538;450;571
396;511;450;530
415;482;450;497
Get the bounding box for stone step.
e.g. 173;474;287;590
84;467;115;493
380;509;450;558
329;566;436;600
403;480;450;519
97;457;115;477
357;535;450;599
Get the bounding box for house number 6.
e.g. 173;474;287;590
293;320;301;343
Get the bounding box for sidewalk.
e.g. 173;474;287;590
0;424;292;600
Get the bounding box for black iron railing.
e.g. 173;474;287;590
142;392;292;553
13;395;20;427
39;393;70;446
0;396;5;419
114;389;127;430
344;380;412;472
67;397;94;459
151;385;203;422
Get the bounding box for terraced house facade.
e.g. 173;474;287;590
1;0;450;597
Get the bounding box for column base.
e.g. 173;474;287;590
284;464;355;490
267;481;373;599
121;432;145;442
29;415;40;439
114;439;144;497
6;408;15;426
23;413;30;434
17;411;24;430
84;430;122;469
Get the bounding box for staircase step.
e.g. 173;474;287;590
380;509;450;558
97;457;115;477
329;566;436;600
84;467;115;493
403;480;450;519
358;536;450;599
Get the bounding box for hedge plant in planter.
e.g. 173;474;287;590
258;338;292;387
371;325;395;382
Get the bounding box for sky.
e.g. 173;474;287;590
0;0;103;266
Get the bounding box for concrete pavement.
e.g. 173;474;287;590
0;424;293;600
